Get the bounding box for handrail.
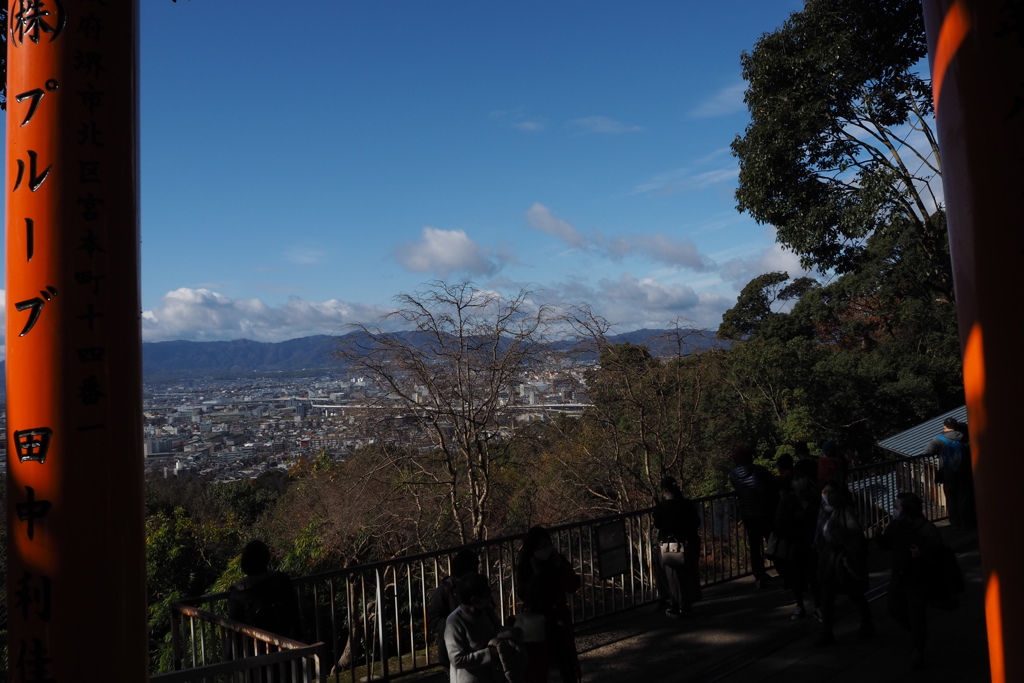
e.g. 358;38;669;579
159;601;327;683
164;452;946;682
152;645;325;683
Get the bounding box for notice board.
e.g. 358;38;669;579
595;519;629;579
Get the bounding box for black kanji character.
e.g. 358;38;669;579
13;151;52;192
78;192;105;221
77;120;105;147
13;428;53;464
75;270;105;294
15;572;52;622
15;286;58;337
79;160;101;184
78;84;105;115
15;637;56;683
78;12;102;41
77;303;104;330
78;375;105;405
74;50;104;78
10;0;66;47
79;228;105;257
16;487;52;541
77;346;105;362
994;0;1024;47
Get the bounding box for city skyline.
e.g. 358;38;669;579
1;0;807;354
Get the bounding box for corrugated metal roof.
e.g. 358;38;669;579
876;405;968;457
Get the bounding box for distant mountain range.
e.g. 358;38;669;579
0;329;723;382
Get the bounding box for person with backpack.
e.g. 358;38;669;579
925;417;975;529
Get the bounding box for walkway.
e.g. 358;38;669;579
574;522;989;682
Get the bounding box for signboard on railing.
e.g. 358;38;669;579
595;520;629;578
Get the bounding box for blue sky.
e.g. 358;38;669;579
5;0;808;344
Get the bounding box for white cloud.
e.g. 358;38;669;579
691;82;747;118
526;203;588;249
141;288;391;342
490;109;546;132
394;227;504;277
569;116;645;134
633;165;738;196
512;120;545;132
525;203;713;272
631;234;714;271
719;242;807;289
286;246;329;266
550;274;734;330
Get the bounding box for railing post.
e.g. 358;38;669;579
170;603;183;671
377;567;389;680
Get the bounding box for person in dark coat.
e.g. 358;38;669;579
228;540;301;640
878;492;943;669
653;476;702;618
515;526;581;683
813;482;873;646
773;459;820;620
728;445;778;588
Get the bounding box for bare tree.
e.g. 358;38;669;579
558;307;729;509
335;282;554;542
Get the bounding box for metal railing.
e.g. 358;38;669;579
157;601;327;683
162;452;946;682
848;453;945;538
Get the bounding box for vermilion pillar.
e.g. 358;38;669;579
5;2;146;681
921;3;1024;682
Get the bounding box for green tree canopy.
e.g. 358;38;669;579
732;0;945;285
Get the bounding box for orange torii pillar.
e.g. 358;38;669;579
5;2;146;682
922;2;1024;682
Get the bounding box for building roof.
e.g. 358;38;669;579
876;405;968;457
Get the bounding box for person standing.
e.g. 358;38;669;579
729;445;778;588
813;482;873;646
653;476;702;618
925;417;975;529
877;492;943;669
515;527;582;683
429;549;482;678
227;540;301;640
773;459;820;620
227;540;302;682
445;573;503;683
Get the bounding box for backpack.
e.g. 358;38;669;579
936;434;966;474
